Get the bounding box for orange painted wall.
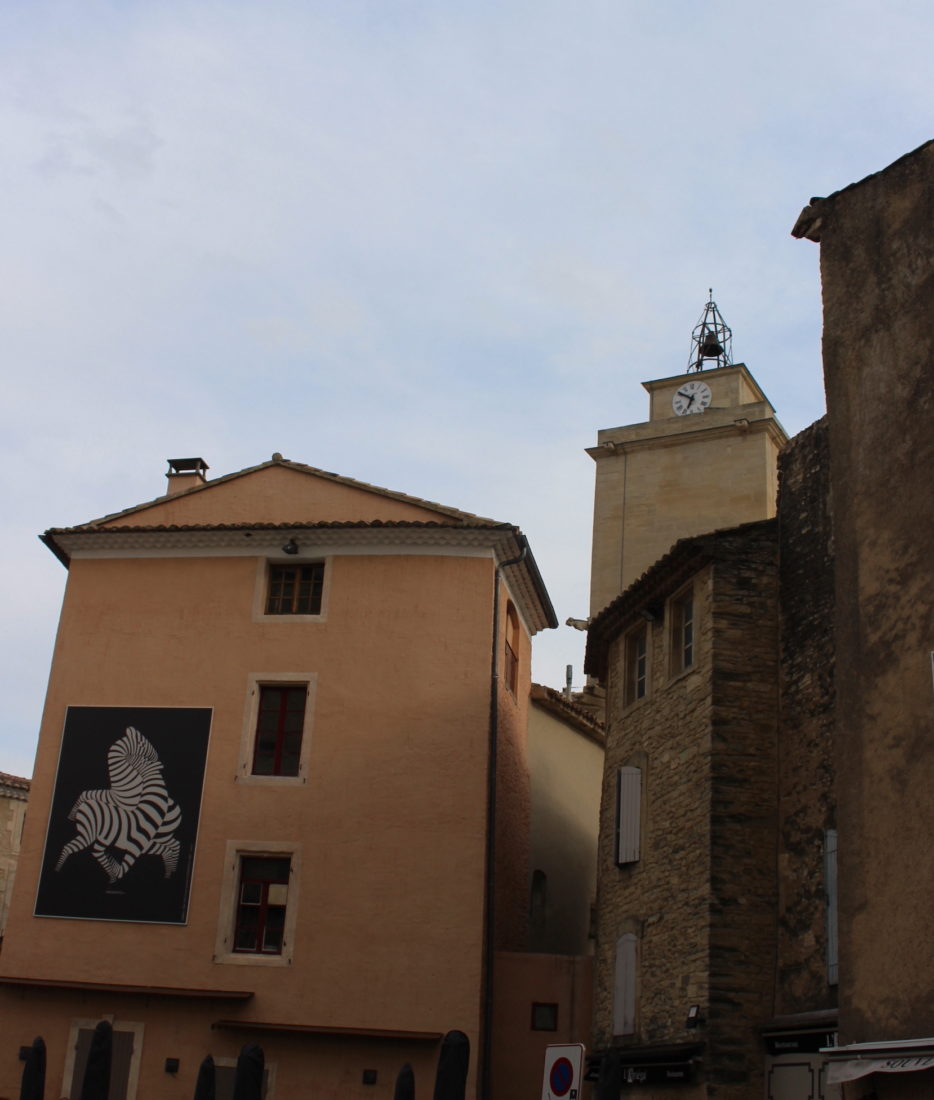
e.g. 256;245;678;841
103;463;455;527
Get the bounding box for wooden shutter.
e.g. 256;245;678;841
825;828;838;986
613;932;638;1035
616;767;642;865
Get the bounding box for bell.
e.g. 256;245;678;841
699;328;723;358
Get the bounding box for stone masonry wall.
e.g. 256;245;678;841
592;520;780;1100
708;524;780;1097
774;417;836;1015
593;563;715;1054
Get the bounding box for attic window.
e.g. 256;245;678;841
266;564;325;615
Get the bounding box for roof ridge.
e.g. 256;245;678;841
80;456;501;529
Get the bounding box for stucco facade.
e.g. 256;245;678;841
793;139;934;1095
0;456;560;1100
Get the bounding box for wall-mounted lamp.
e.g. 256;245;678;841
164;1058;180;1074
362;1069;378;1085
282;539;299;555
686;1005;705;1029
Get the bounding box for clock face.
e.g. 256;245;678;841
672;380;712;416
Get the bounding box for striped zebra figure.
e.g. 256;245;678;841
55;726;182;884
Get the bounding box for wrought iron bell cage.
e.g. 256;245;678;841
688;292;733;372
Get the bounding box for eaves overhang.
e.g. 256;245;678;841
41;520;558;634
584;517;777;681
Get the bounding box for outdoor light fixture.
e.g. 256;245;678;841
686;1005;705;1028
282;538;299;555
164;1058;180;1074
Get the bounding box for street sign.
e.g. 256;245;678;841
542;1043;585;1100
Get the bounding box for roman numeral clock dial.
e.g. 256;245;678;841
672;380;712;416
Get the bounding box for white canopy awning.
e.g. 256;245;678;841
822;1039;934;1084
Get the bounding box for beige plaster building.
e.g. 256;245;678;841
588;355;787;617
0;455;572;1100
527;684;605;957
0;772;29;943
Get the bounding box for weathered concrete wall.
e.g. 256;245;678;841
774;417;836;1014
805;140;934;1046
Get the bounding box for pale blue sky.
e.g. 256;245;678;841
1;0;931;775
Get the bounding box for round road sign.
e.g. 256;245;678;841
549;1056;574;1097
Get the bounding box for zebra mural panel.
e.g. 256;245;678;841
36;706;211;924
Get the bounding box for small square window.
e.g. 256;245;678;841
234;856;291;954
624;624;648;705
531;1002;559;1031
669;586;694;675
252;685;307;776
266;563;324;615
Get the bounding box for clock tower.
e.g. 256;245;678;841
587;295;788;616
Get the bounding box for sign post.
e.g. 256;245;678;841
542;1043;585;1100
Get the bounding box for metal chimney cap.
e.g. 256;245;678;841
167;457;209;476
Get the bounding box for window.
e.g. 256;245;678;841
669;586;694;674
613;932;638;1035
531;1003;559;1031
234;856;291;954
504;602;520;696
624;624;648;705
616;767;642;865
252;685;307;776
265;563;324;615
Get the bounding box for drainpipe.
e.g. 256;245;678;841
480;536;528;1099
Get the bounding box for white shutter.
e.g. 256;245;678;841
613;932;638;1035
616;767;642;865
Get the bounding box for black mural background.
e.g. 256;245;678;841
35;706;212;924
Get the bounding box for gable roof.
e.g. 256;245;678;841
39;456;559;634
585;517;777;679
80;455;497;529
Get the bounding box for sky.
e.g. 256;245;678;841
1;0;931;777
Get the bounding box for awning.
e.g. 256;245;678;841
822;1038;934;1084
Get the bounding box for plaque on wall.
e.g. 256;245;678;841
35;706;212;925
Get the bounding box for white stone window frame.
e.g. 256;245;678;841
61;1016;145;1100
251;556;331;624
236;673;317;786
214;1054;278;1099
214;841;302;967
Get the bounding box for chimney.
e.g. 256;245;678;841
165;457;209;496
